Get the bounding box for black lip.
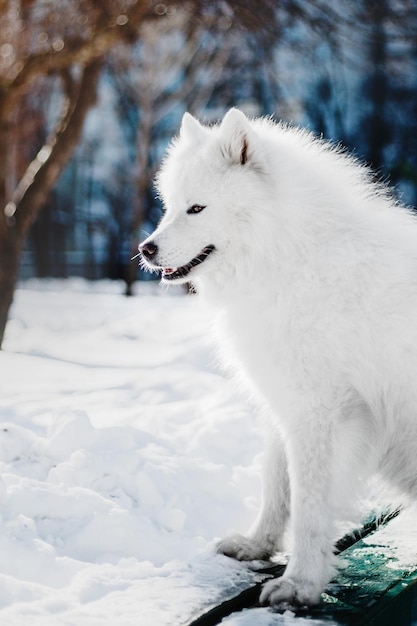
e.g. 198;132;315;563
162;245;215;281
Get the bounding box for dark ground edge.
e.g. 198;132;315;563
185;508;402;626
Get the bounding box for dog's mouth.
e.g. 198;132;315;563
161;245;215;281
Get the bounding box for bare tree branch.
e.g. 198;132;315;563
0;1;149;117
10;58;104;233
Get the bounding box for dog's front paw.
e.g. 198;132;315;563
216;533;273;561
260;576;322;608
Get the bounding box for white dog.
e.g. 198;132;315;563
139;108;417;608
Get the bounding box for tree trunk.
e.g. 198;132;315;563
367;0;389;172
0;225;23;347
125;168;149;296
0;58;103;348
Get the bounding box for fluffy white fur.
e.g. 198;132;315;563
139;108;417;608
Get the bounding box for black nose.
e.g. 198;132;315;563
139;240;158;260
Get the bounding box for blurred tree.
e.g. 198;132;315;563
0;0;283;347
359;0;417;199
0;0;151;347
303;0;417;203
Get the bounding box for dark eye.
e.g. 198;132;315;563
186;204;206;215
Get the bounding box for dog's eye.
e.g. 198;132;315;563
186;204;206;215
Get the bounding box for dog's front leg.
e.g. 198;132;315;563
261;409;337;607
217;427;290;561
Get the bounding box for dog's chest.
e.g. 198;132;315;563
212;289;340;407
215;297;290;381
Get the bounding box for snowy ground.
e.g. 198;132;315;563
0;279;274;626
3;279;417;626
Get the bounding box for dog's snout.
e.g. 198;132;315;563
139;240;158;261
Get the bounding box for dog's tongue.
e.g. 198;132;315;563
163;268;175;275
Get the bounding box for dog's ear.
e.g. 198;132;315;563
219;108;253;166
180;112;206;144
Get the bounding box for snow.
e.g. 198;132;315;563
3;279;417;626
0;279;265;625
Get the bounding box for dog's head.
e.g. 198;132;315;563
139;108;268;286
